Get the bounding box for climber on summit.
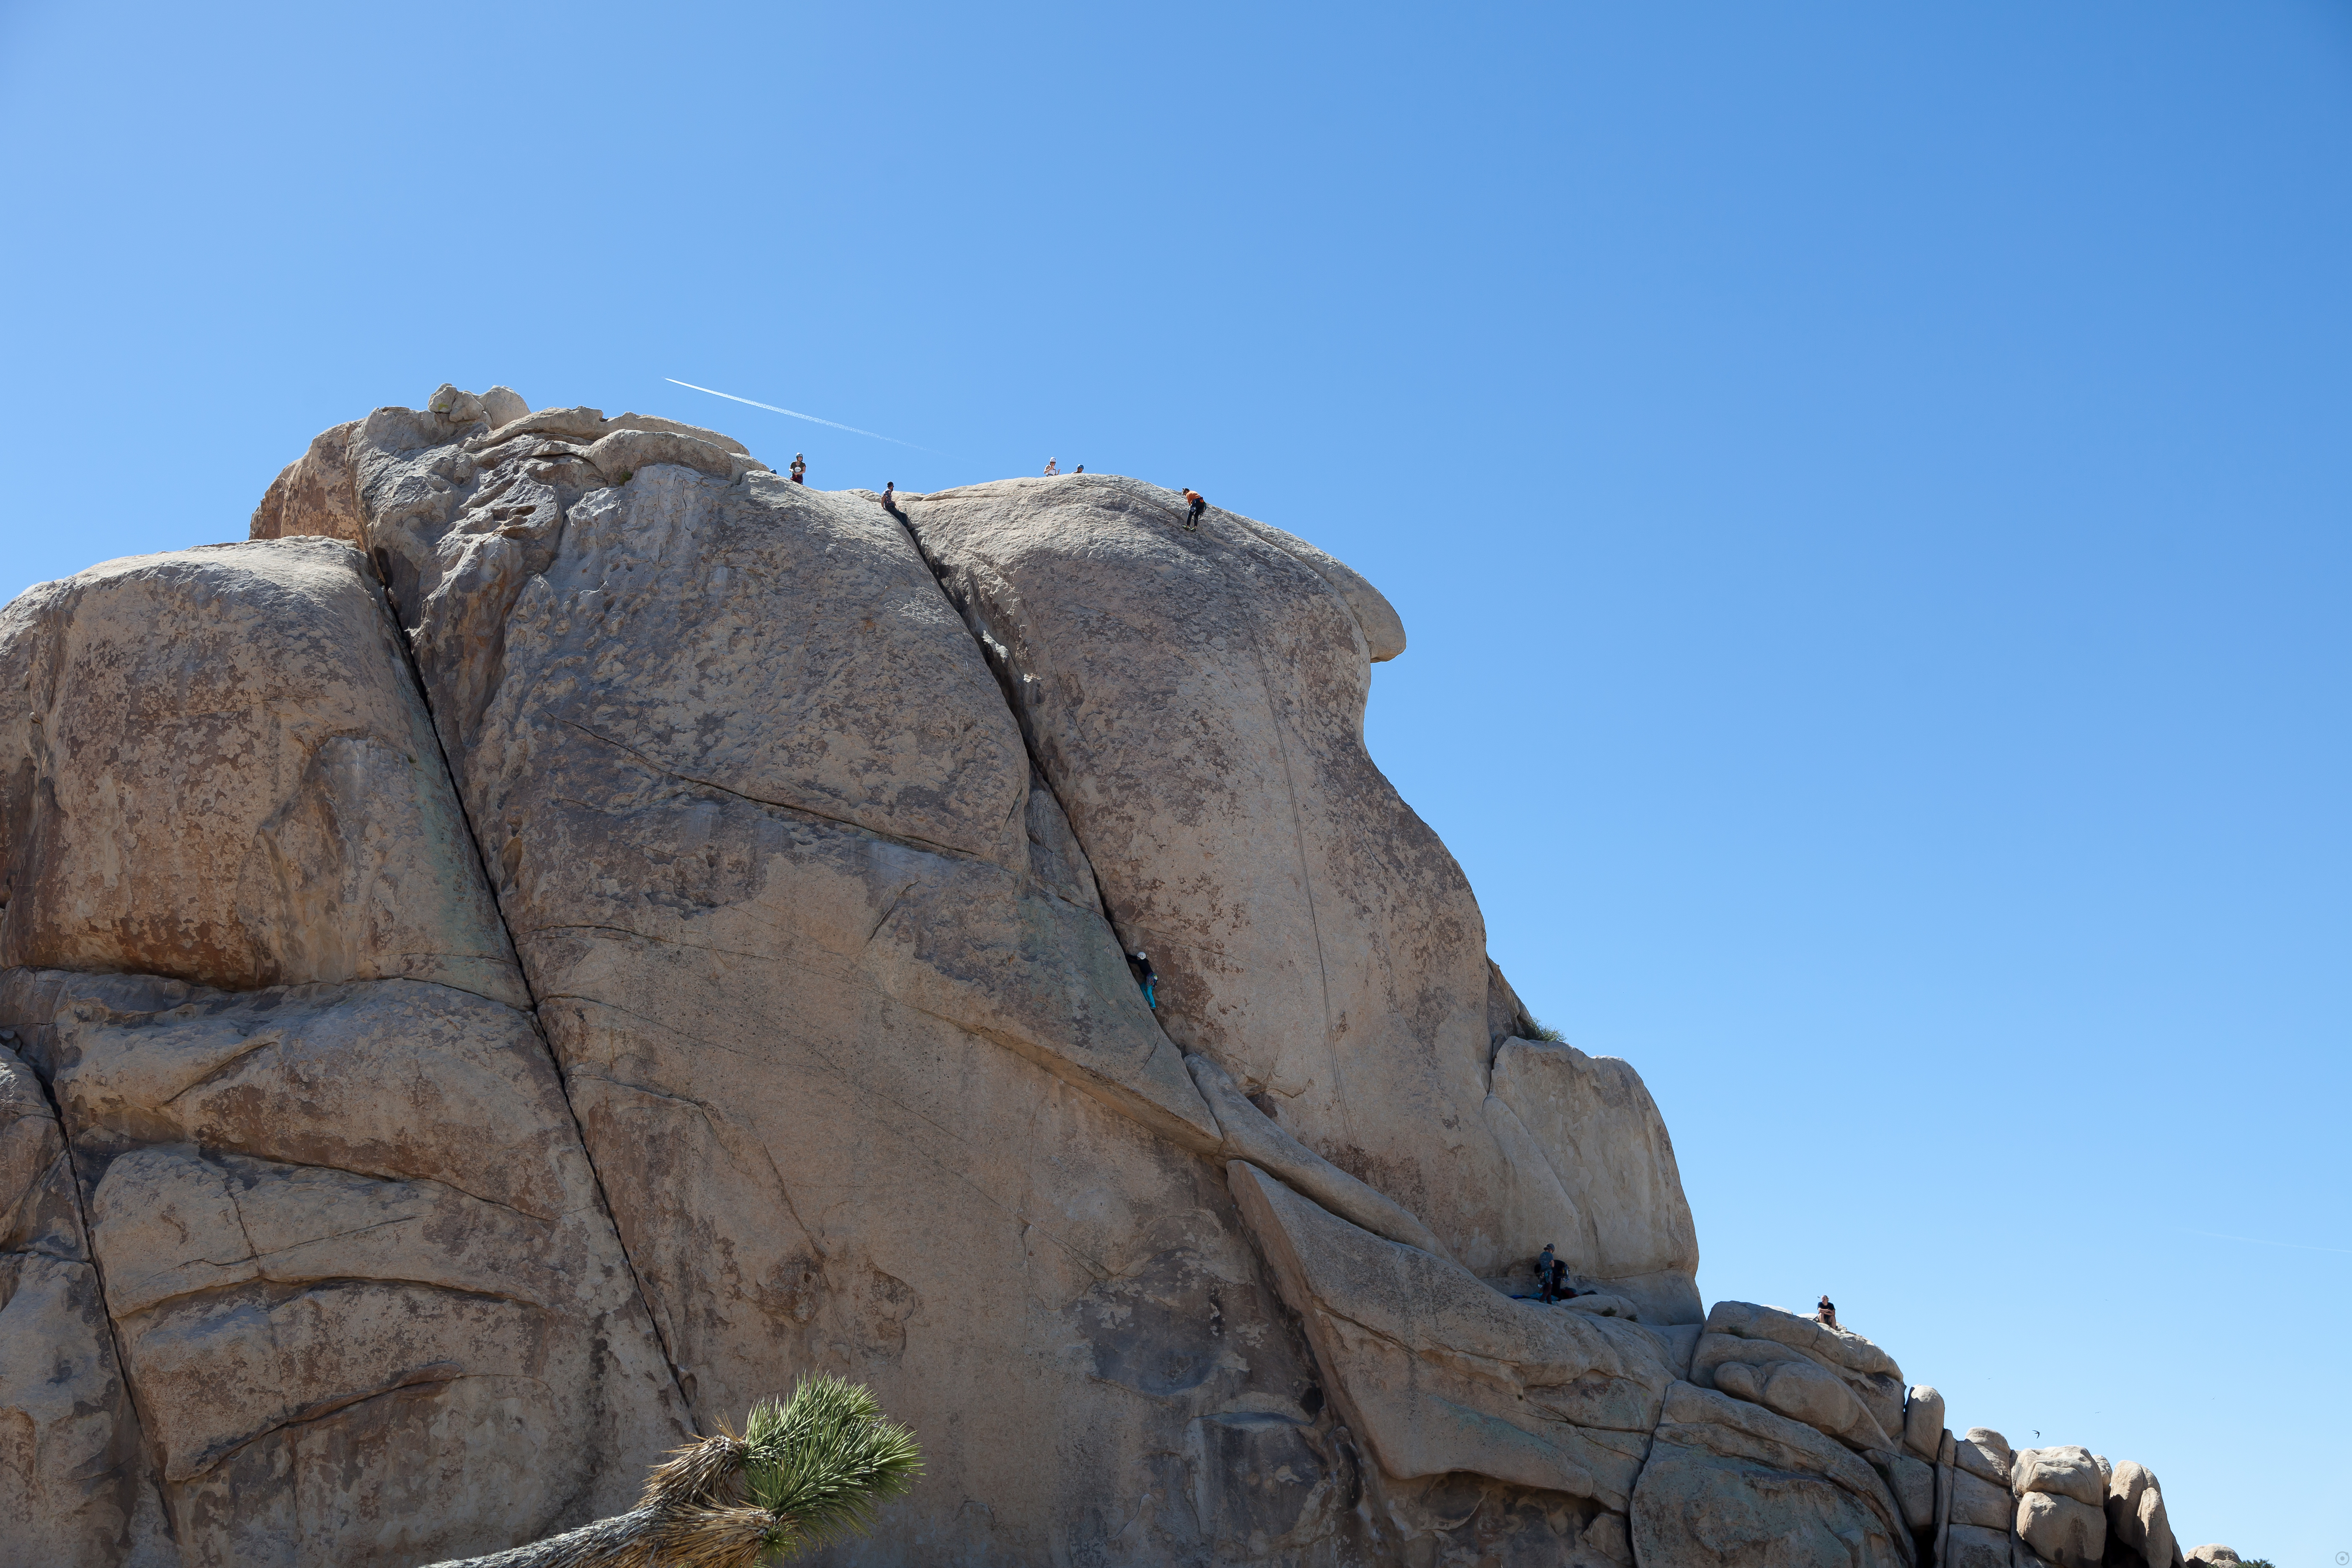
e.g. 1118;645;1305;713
882;481;899;514
1044;457;1058;476
1181;488;1206;530
1534;1243;1558;1303
1126;950;1157;1010
790;452;806;484
1814;1295;1838;1329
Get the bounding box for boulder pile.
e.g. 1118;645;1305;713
0;386;2224;1567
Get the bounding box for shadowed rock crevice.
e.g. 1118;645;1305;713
880;493;1124;923
0;1033;175;1565
366;543;695;1399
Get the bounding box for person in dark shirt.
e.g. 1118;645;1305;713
1126;950;1157;1010
789;453;806;484
1550;1257;1574;1302
1814;1295;1839;1329
1534;1243;1558;1302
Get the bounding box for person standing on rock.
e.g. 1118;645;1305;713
1534;1243;1558;1302
790;452;806;484
1181;488;1206;530
1126;950;1157;1010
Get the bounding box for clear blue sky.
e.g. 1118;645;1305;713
4;2;2344;1555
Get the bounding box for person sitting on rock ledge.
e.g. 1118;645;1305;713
1813;1294;1838;1329
1044;457;1058;476
882;481;900;514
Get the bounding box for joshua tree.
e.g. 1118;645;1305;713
423;1375;923;1568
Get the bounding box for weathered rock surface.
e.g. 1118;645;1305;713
1957;1426;2017;1484
902;476;1552;1279
1691;1299;1908;1451
2017;1488;2107;1568
2015;1444;2108;1508
0;539;524;1007
1231;1158;1679;1514
1630;1382;1914;1568
1188;1052;1448;1257
0;1042;166;1567
2107;1460;2181;1568
1879;1448;1935;1533
1902;1382;1945;1459
1949;1463;2014;1529
1486;1037;1702;1323
2;968;689;1568
0;385;2223;1565
1944;1522;2015;1568
250;420;365;542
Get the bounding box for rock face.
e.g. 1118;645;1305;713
1631;1383;1914;1568
1486;1037;1701;1323
0;385;2213;1567
0;539;524;1007
0;1042;162;1568
902;477;1576;1283
6;968;689;1568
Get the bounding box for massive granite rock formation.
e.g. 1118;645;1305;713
0;386;2209;1568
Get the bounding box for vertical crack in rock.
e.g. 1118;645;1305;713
364;554;691;1400
19;1047;177;1560
884;504;1127;932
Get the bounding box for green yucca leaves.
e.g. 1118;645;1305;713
421;1377;921;1568
740;1374;925;1553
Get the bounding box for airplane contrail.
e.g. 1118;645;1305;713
663;378;932;451
2174;1226;2352;1256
